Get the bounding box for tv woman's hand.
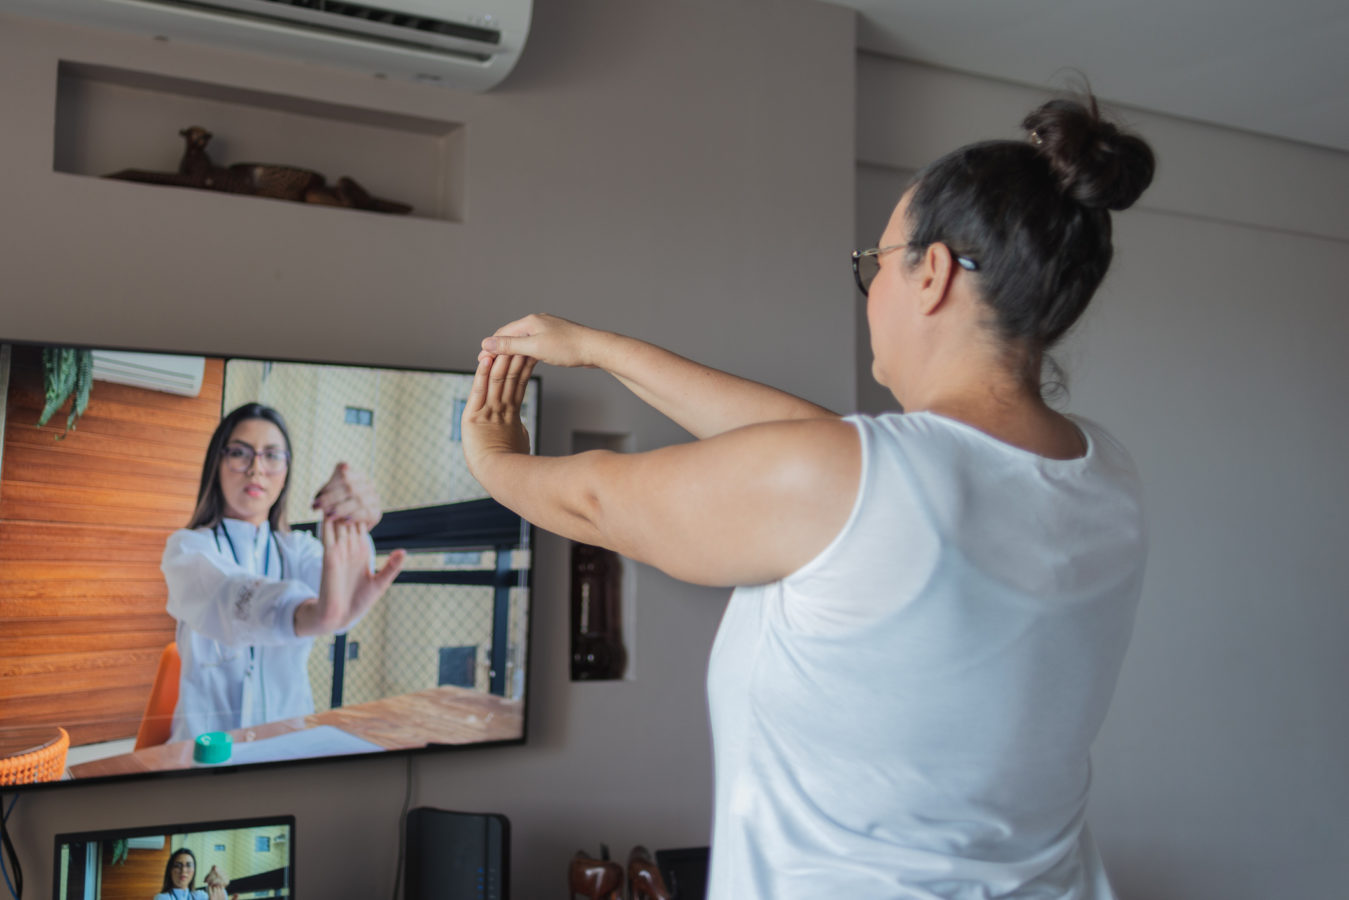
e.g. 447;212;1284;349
481;313;604;369
295;515;405;637
203;866;234;900
462;352;536;487
312;462;383;528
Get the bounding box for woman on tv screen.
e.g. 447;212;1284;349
154;847;230;900
161;402;405;743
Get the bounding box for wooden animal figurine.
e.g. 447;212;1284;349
104;126;412;214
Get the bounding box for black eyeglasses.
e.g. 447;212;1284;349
851;243;979;297
222;442;290;474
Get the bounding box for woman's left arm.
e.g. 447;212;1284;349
463;354;860;587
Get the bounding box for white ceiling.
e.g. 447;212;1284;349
828;0;1349;153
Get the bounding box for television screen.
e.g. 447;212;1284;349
53;815;296;899
0;340;535;788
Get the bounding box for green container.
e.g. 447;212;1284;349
193;731;233;764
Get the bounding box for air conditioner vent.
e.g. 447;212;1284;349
261;0;500;44
163;0;501;46
132;0;502;59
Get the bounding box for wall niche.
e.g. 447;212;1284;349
53;61;464;222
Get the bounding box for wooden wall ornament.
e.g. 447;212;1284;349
104;126;413;214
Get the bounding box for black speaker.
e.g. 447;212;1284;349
655;846;709;900
405;806;510;900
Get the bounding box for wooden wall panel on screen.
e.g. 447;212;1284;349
98;841;172;900
0;346;223;745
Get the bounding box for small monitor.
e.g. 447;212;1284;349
52;814;295;899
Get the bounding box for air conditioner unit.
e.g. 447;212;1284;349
0;0;532;92
91;350;206;397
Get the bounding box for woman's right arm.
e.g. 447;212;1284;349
162;525;401;642
162;530;313;646
481;314;839;439
462;353;860;587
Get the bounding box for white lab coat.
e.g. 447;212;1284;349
160;517;368;744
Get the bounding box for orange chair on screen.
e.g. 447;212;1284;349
0;727;69;785
134;641;181;750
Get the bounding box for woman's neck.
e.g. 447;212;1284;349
904;363;1084;460
224;514;268;528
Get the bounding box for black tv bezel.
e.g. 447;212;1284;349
51;812;298;900
0;335;539;795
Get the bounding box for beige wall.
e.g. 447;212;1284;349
858;57;1349;898
2;2;856;898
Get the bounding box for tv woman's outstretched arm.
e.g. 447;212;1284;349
293;515;405;637
481;313;839;439
461;352;859;587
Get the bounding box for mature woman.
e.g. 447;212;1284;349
161;402;404;743
463;94;1155;898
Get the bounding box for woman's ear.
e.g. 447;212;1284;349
916;242;957;316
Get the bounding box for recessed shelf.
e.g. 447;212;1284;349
53;61;465;222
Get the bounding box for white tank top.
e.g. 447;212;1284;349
706;411;1146;899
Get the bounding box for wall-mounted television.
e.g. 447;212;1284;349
0;339;536;790
53;814;296;899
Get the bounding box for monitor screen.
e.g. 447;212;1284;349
0;340;536;789
53;815;296;899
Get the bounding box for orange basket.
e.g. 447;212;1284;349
0;726;70;785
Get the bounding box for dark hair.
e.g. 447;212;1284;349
161;848;198;894
903;93;1155;354
187;402;294;531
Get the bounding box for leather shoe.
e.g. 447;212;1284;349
628;845;673;900
570;845;623;900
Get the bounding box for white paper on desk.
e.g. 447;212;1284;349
225;726;384;765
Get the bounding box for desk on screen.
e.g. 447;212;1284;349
67;684;522;779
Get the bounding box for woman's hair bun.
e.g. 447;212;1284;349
1022;96;1155;211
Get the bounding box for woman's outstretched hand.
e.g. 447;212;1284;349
462;351;536;487
295;515;405;637
481;313;602;369
312;461;383;527
203;865;236;900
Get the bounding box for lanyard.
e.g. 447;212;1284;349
212;519;282;714
214;520;285;579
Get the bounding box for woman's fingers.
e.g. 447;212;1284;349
311;462;348;511
481;333;522;356
373;549;406;591
467;353;492;413
476;352;532;417
323;496;363;522
516;357;537;406
485;352;512;407
322;513;368;560
499;352;527;407
481;313;593;368
311;463;381;527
